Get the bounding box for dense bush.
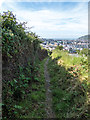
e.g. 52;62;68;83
2;11;48;119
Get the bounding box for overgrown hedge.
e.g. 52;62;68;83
2;11;48;119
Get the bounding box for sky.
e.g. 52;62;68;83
0;0;89;39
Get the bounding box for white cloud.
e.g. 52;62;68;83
0;0;5;7
0;1;88;38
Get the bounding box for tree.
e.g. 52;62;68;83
56;45;63;50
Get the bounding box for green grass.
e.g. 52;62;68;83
15;58;47;119
51;49;84;66
48;49;89;119
51;49;88;80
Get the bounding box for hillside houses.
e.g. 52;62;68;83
40;38;88;52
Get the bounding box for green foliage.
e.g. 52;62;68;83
48;49;89;119
2;11;46;119
76;49;80;54
80;48;89;56
56;45;63;50
16;58;47;119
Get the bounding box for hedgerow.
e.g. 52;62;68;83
2;11;47;119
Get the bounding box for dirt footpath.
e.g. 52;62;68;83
44;58;55;118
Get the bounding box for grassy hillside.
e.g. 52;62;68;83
48;48;89;119
51;49;88;80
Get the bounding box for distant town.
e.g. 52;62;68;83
40;35;89;53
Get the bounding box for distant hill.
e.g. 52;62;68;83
77;35;90;41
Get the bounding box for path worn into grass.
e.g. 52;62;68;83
44;58;55;118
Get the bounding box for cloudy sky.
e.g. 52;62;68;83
0;0;88;39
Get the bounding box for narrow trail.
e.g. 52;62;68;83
44;58;56;118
